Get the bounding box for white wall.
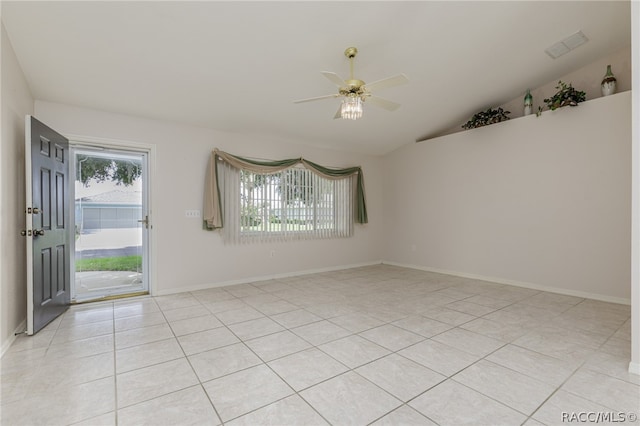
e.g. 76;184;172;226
34;101;384;295
1;23;34;353
384;92;632;302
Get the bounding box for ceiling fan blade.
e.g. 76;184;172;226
367;96;401;111
321;71;346;87
364;74;409;92
293;94;340;104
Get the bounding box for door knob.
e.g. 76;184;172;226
33;229;45;236
20;230;32;237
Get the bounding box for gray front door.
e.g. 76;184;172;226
25;116;71;335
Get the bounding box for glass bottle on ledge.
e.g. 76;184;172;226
524;89;533;116
601;65;617;97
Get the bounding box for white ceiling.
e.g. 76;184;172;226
2;1;631;155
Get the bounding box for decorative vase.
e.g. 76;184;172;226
601;65;617;96
524;89;533;116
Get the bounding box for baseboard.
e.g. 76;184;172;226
1;319;26;358
382;261;632;305
629;361;640;376
154;260;383;296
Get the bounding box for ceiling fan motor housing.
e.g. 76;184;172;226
340;79;367;96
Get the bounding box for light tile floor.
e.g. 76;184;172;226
2;265;638;425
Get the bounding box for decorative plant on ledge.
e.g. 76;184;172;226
462;107;511;130
537;80;586;116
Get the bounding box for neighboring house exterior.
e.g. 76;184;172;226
75;190;142;230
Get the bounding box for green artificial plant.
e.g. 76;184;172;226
462;107;511;130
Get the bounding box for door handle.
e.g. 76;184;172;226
21;229;44;237
137;215;149;229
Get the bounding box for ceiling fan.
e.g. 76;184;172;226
294;47;409;120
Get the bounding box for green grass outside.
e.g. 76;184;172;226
76;255;142;272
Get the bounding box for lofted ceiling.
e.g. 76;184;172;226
1;1;631;155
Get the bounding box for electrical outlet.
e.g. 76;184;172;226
185;210;201;218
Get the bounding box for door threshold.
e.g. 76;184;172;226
72;291;149;304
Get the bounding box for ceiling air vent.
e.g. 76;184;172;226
545;31;589;59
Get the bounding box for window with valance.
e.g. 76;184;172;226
203;149;368;243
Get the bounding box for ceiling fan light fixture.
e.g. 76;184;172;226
341;95;363;120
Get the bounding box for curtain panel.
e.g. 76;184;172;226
203;148;368;230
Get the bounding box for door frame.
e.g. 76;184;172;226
67;135;156;298
25;118;34;331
